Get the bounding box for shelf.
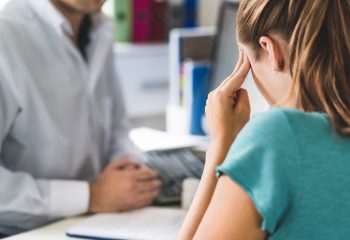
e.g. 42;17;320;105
114;43;169;58
113;43;169;118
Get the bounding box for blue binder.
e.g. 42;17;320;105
183;0;198;28
184;61;210;135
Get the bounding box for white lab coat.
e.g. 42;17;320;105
0;0;142;235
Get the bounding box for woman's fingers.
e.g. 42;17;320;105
221;53;250;93
217;48;244;89
206;50;250;116
232;47;244;74
234;89;251;115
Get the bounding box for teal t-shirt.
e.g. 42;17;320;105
217;108;350;239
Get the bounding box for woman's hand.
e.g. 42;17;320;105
205;49;251;148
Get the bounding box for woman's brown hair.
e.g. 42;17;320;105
237;0;350;136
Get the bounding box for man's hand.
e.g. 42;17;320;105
88;158;161;213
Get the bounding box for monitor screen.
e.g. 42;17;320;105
210;2;268;114
210;3;239;90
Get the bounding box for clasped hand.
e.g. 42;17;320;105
88;158;161;213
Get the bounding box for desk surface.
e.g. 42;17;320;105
4;205;187;240
4;217;85;240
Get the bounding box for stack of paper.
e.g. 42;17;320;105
66;207;187;240
129;127;209;152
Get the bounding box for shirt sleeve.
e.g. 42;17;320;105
0;69;89;235
48;180;89;218
217;109;299;234
0;167;89;235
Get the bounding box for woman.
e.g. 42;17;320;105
178;0;350;239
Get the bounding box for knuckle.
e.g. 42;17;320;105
146;167;156;174
154;180;162;188
153;190;160;198
215;89;223;96
128;181;137;190
240;89;249;97
239;88;248;96
235;103;246;113
214;90;225;99
143;171;151;178
150;170;158;176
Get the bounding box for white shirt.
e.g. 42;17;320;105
0;0;142;235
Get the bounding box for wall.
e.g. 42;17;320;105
199;0;239;27
0;0;11;9
199;0;221;27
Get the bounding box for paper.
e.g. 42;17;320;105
129;127;209;152
66;207;187;240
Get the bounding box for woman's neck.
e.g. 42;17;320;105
274;88;301;110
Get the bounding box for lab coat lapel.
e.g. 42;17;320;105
88;19;114;95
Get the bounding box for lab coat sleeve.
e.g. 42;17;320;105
0;71;89;235
106;51;146;163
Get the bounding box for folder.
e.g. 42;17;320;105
168;27;216;105
151;0;168;42
168;0;184;30
183;61;210;136
183;0;198;28
114;0;132;42
132;0;152;42
167;27;215;134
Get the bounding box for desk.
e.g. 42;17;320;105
3;133;203;240
4;217;86;240
4;205;191;240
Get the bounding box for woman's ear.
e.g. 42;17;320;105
259;36;284;72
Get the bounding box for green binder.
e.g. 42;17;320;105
114;0;132;42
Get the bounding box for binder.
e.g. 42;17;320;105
183;61;210;136
168;0;184;30
151;0;167;42
114;0;132;42
169;27;216;105
132;0;152;42
183;0;198;28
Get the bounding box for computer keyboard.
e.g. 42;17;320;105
145;149;205;204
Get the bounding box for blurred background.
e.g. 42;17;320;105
101;0;223;132
0;0;267;136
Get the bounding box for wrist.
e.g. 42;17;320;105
210;126;241;145
88;182;99;213
204;139;234;169
209;136;235;152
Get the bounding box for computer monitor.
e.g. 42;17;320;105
210;1;268;114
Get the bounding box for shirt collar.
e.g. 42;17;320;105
27;0;109;38
28;0;73;36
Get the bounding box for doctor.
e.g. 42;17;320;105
0;0;161;236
